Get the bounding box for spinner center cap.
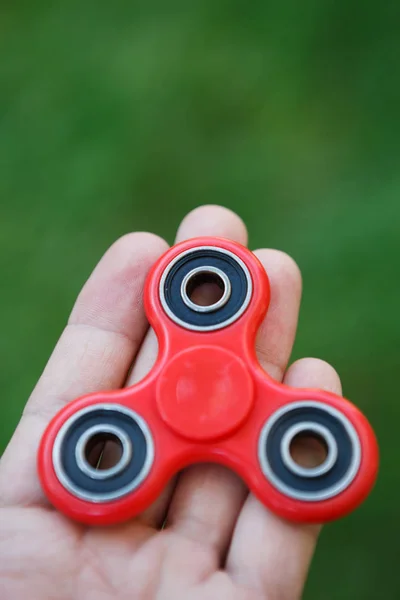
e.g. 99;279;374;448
156;346;254;441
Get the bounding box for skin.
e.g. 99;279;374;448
0;205;342;599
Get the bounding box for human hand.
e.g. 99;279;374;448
0;205;343;599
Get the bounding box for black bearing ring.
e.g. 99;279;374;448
52;404;154;502
159;246;252;331
258;401;361;501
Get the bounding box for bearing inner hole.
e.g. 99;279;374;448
289;431;329;469
84;432;123;470
185;271;225;307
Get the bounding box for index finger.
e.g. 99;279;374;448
0;232;168;506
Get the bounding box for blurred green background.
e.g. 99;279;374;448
1;1;398;597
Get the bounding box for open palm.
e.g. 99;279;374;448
0;206;342;599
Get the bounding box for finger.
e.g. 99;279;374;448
163;250;302;559
226;358;342;598
0;233;168;506
132;205;248;528
253;249;302;380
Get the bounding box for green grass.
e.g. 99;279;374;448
1;2;398;597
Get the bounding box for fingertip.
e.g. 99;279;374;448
71;231;169;329
253;248;302;296
284;357;342;395
175;204;248;245
106;231;169;265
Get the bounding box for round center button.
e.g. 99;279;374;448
156;346;254;441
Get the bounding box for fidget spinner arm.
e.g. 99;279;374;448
38;236;379;525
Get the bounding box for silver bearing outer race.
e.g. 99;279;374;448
257;401;362;502
159;245;253;332
52;403;155;503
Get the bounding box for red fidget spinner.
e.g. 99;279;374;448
38;237;379;526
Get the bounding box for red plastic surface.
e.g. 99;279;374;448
37;236;379;526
